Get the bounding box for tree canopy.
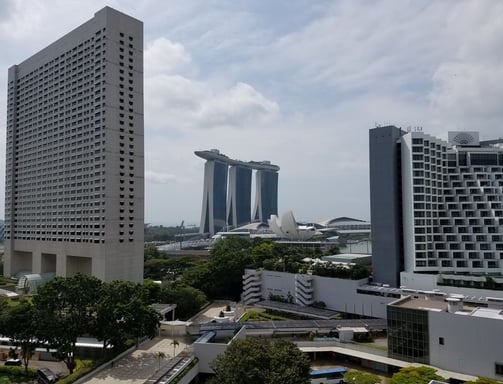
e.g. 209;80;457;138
0;299;38;372
28;274;161;372
210;337;310;384
389;366;446;384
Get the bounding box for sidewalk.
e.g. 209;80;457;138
82;337;188;384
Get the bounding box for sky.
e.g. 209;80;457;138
1;0;503;227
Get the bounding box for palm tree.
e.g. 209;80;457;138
170;339;179;357
157;351;166;370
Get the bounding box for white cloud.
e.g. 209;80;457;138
1;0;503;225
145;170;177;184
195;82;280;128
145;37;193;76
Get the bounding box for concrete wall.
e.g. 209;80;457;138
257;269;395;318
193;342;227;374
261;270;297;300
312;275;394;318
429;310;503;381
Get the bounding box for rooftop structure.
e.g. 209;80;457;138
4;7;144;282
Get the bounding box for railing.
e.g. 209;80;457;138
295;339;388;357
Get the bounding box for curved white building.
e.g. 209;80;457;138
268;211;317;241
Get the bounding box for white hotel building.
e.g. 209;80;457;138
370;128;503;289
4;7;144;282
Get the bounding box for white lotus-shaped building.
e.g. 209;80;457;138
268;211;316;241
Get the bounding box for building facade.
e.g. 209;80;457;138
388;293;503;381
370;127;503;288
252;168;279;224
227;165;252;229
4;7;144;282
200;159;229;234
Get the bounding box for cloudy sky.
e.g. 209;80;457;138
1;0;502;226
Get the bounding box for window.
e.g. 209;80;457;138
496;363;503;376
439;337;444;345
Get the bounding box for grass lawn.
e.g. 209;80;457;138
239;310;290;322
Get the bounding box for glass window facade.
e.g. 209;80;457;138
387;305;430;364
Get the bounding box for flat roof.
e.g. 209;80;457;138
200;318;387;332
391;296;503;320
255;300;341;320
298;346;476;382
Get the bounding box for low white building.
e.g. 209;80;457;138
242;268;398;319
388;293;503;381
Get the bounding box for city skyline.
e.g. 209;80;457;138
0;1;502;226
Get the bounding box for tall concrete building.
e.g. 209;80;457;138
227;165;252;229
199;156;229;235
252;167;279;223
4;7;144;282
195;150;279;235
370;127;503;289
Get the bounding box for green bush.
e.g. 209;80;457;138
0;365;37;383
239;311;289;322
57;359;94;384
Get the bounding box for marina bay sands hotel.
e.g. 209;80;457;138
195;150;280;235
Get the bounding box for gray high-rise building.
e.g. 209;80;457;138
199;156;229;234
227;165;252;229
195;150;279;235
369;126;406;286
370;126;503;289
252;168;279;223
4;7;144;282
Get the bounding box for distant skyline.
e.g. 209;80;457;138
1;0;503;226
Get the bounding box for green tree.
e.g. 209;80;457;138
344;371;381;384
203;237;254;300
95;280;161;350
170;339;179;357
33;274;102;373
389;366;445;384
157;351;166;370
210;338;310;384
144;244;161;261
0;300;38;373
159;283;207;320
95;280;138;351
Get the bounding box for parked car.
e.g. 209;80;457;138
37;367;59;383
4;358;22;366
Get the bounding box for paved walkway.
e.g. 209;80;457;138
82;337;188;384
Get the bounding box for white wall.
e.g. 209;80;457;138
429;310;503;381
261;270;296;300
257;269;395;318
193;342;227;374
312;275;394;318
400;133;416;274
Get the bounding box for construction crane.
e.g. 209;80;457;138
179;220;184;250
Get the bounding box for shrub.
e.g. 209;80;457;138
57;359;94;384
0;365;37;382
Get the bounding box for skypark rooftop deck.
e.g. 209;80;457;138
195;149;280;171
